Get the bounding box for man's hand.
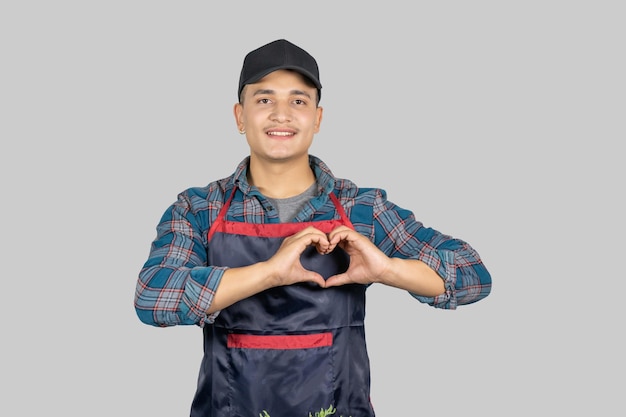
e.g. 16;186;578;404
266;226;334;288
323;226;391;288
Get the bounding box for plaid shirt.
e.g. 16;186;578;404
135;155;492;327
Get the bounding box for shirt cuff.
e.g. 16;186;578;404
410;249;458;309
182;266;227;326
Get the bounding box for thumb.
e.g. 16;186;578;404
300;270;327;287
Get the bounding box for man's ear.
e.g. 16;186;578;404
314;106;323;133
233;102;244;132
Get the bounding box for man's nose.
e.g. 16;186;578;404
270;102;292;122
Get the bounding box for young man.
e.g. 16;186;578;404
135;39;492;417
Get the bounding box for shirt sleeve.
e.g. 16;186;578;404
134;191;223;327
369;188;492;309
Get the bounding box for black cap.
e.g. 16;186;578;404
238;39;322;101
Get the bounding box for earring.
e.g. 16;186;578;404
239;128;245;135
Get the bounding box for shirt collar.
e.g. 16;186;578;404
229;154;337;197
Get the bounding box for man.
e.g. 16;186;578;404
135;38;492;417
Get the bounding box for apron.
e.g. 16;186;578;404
190;187;375;417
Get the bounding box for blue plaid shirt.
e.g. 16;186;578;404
135;155;492;327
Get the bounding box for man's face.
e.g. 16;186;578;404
234;69;323;165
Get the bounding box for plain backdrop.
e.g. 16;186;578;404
1;1;624;416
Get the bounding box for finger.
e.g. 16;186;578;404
327;225;351;239
305;233;331;253
282;229;330;253
328;228;356;246
315;242;332;255
327;228;346;245
299;270;327;287
320;242;338;255
324;273;350;288
299;227;331;246
292;225;328;239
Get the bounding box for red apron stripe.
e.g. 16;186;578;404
208;190;354;241
227;333;333;350
221;219;346;237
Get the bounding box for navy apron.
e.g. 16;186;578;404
190;188;375;417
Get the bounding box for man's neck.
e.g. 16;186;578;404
247;155;316;199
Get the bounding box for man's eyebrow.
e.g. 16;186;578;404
252;89;275;96
251;89;312;99
290;89;312;99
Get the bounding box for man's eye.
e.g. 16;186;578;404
258;98;270;104
294;99;305;105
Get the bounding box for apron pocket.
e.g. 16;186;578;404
227;332;336;417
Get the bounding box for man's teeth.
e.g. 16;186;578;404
268;131;293;136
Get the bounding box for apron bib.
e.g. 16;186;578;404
190;188;375;417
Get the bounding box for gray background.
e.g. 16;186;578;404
2;1;624;415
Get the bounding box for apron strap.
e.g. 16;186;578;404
208;187;354;241
328;192;354;229
208;187;237;241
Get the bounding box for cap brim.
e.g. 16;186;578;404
241;65;322;92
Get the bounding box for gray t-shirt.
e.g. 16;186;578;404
266;182;318;222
